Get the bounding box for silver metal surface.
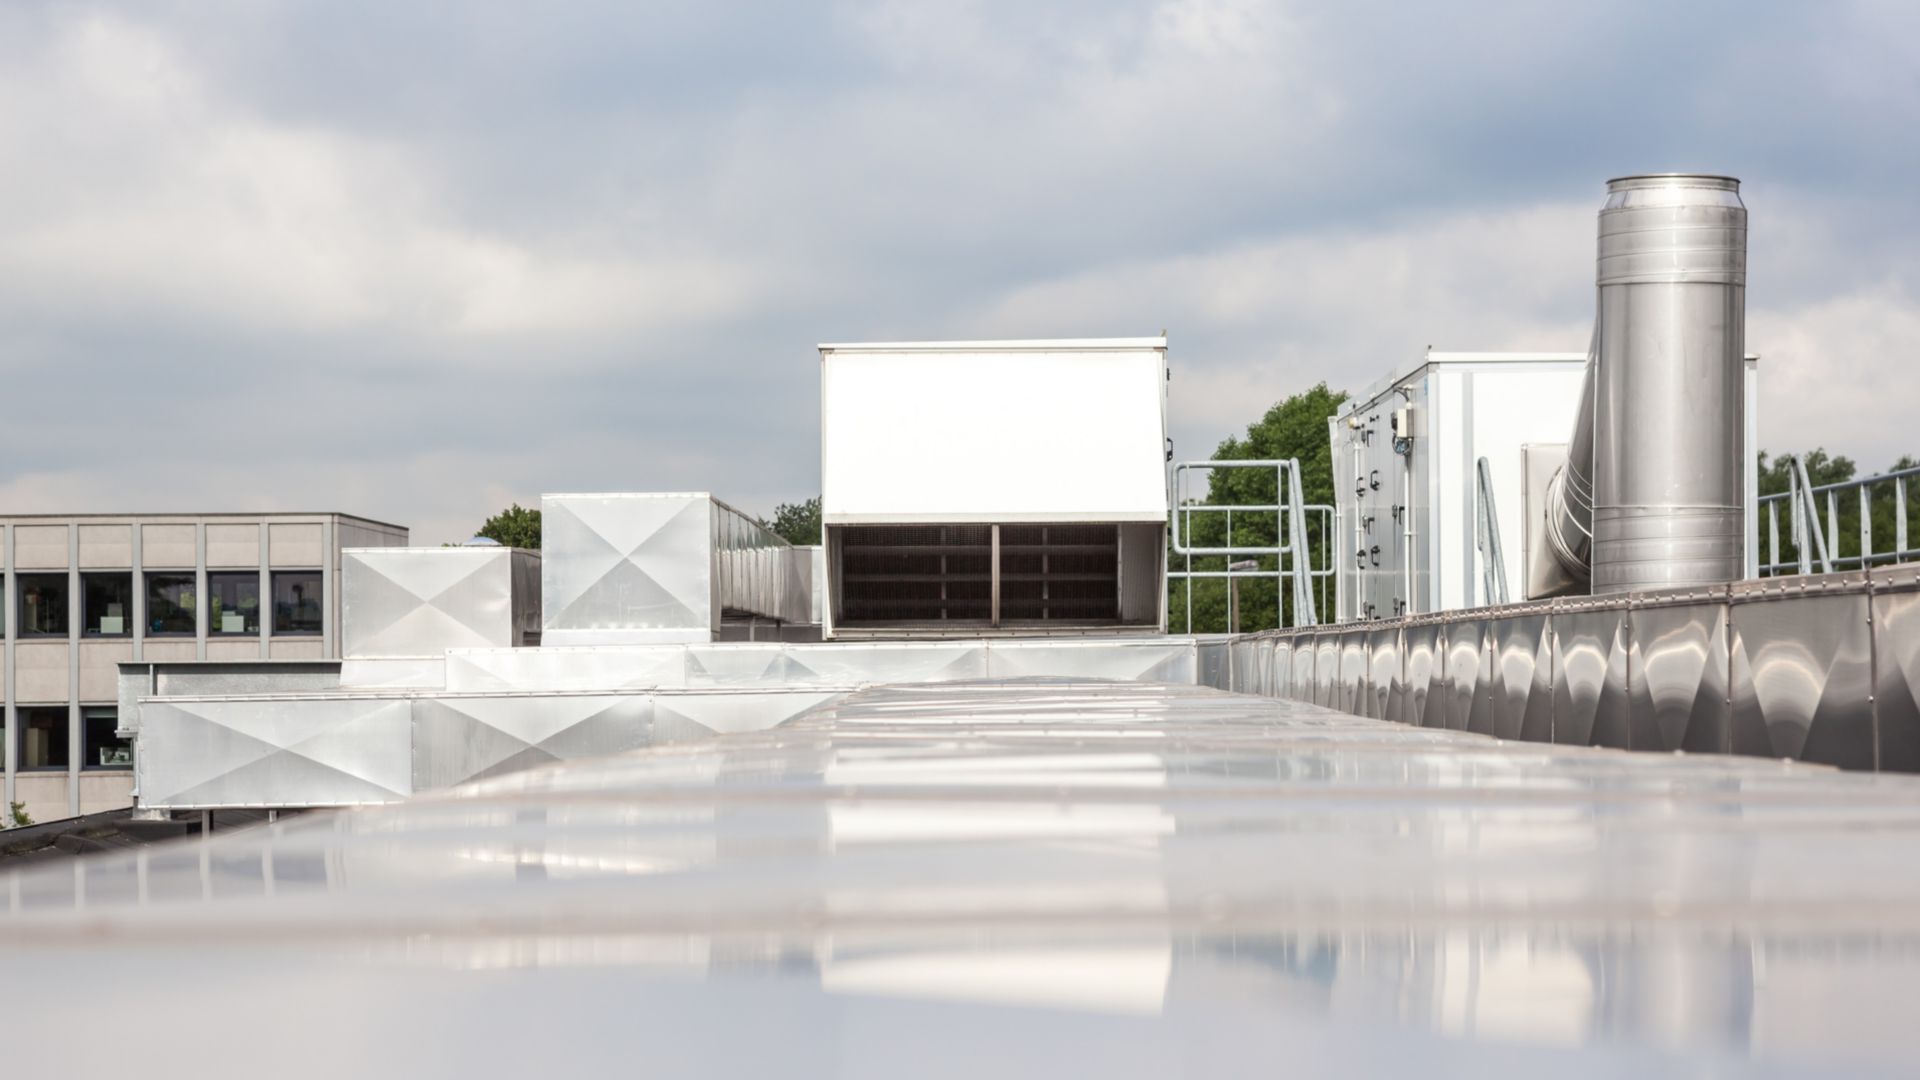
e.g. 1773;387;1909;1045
412;692;652;790
137;694;414;807
1474;456;1510;604
1729;575;1874;769
1552;601;1630;747
1531;343;1596;598
14;679;1920;1077
1592;175;1748;593
1489;609;1552;741
341;547;538;660
1627;591;1730;753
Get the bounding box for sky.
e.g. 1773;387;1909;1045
1;0;1916;544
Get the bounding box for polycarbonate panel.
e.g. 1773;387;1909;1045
19;679;1920;1078
1489;614;1551;742
542;493;716;645
137;696;412;808
342;547;519;658
1553;606;1629;748
1628;600;1730;753
1731;582;1873;769
412;693;652;790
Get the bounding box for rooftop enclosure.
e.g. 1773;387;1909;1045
541;492;809;646
1331;352;1758;619
819;339;1170;637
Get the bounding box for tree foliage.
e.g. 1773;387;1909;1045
1758;448;1919;568
1170;383;1348;633
761;497;822;546
8;801;30;829
477;503;542;549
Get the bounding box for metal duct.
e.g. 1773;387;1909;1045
1591;174;1747;593
1530;174;1746;597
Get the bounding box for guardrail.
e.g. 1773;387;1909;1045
1760;459;1920;576
1168;459;1334;631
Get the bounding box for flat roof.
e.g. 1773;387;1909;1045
819;337;1168;353
0;511;409;531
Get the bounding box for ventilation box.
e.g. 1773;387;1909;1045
819;339;1170;637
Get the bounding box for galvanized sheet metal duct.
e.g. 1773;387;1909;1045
1592;174;1748;593
1532;174;1747;596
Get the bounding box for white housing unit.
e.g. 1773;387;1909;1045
342;547;541;659
1331;351;1759;620
542;493;806;646
819;339;1170;637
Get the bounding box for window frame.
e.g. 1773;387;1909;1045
15;573;70;638
81;571;135;638
144;570;199;637
207;571;263;636
16;706;70;771
82;707;131;771
271;569;325;637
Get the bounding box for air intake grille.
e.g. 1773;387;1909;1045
839;525;993;624
999;524;1118;622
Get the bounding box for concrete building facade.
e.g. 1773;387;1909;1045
2;513;407;823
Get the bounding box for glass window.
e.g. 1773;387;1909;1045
209;572;262;635
17;574;68;636
273;571;323;635
146;572;198;636
82;573;133;636
18;707;68;770
84;708;131;769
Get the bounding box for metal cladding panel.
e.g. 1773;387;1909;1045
510;549;542;645
1444;620;1492;734
784;642;989;686
714;500;806;624
1365;627;1399;721
1402;623;1444;728
820;343;1170;524
137;696;412;808
651;689;846;742
1290;636;1315;701
444;646;690;692
1339;630;1369;715
1271;638;1293;700
1873;573;1920;773
1490;614;1552;742
987;640;1196;684
542;493;716;642
1628;599;1731;754
412;694;653;791
1196;639;1228;690
342;548;516;659
1229;639;1260;694
339;658;446;690
1553;605;1630;748
1313;634;1341;708
1731;579;1874;769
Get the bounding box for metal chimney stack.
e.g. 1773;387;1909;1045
1589;174;1747;593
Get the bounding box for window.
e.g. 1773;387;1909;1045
18;708;68;770
82;573;133;636
209;572;261;635
146;572;198;636
84;708;130;769
17;574;68;636
273;570;323;635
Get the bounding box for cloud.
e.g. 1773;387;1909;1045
0;0;1915;548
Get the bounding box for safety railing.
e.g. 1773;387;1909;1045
1759;459;1920;576
1167;459;1335;631
1474;456;1510;606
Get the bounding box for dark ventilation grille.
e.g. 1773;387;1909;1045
999;525;1118;623
839;525;993;624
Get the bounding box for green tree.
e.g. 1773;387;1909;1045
1170;383;1347;633
476;504;541;549
761;497;822;546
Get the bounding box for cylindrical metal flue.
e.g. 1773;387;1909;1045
1589;174;1747;593
1527;332;1597;598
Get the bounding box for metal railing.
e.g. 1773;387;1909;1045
1759;459;1920;576
1167;459;1335;631
1474;456;1510;605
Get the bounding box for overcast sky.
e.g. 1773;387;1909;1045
2;1;1915;543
